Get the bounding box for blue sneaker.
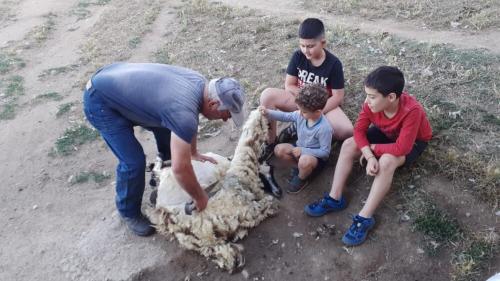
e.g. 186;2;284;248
342;215;376;246
304;193;347;217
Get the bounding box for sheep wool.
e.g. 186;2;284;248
152;109;279;272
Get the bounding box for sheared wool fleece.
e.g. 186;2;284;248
151;109;279;272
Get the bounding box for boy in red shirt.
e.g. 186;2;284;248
305;66;432;246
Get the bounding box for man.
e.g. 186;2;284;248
83;63;245;236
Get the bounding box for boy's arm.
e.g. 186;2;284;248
266;109;298;123
372;109;423;157
284;74;300;97
353;103;378;160
323;58;345;113
322;88;344;113
301;126;333;159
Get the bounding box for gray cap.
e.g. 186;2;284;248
208;77;245;127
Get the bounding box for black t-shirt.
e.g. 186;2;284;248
286;49;344;94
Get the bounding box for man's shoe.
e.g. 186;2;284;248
287;174;308;194
259;142;276;163
304;193;347;217
122;213;156;237
278;123;297;144
342;215;375;246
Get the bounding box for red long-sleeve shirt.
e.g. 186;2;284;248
354;93;432;157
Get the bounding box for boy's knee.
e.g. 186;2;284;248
259;88;276;106
274;144;289;156
298;156;317;170
378;154;402;171
334;123;354;141
340;137;358;154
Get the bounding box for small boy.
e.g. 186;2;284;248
259;18;353;162
304;66;432;246
260;84;333;193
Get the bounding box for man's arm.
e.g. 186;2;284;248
171;133;208;211
322;88;344;114
284;74;300;97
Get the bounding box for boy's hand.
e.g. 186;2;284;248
292;147;301;159
366;157;379;176
258;106;268;117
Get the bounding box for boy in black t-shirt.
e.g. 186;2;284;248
259;18;353;161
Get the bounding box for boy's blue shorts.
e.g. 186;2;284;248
367;126;428;168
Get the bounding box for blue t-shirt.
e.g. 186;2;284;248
91;63;205;143
267;110;333;160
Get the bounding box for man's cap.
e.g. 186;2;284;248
298;18;325;39
208;77;245;127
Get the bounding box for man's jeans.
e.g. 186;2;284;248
83;86;171;218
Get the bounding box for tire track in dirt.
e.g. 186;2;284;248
212;0;500;54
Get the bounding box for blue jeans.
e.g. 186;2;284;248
83;87;171;218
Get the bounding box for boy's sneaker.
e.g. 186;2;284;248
287;174;308;193
278;123;298;144
122;213;156;237
304;193;347;217
259;142;276;163
342;215;376;246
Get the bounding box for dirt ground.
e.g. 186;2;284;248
0;0;498;280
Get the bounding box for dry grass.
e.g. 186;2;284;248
79;0;161;69
305;0;500;31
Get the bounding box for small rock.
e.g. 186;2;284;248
67;175;74;183
292;232;303;238
408;185;415;189
32;205;38;210
466;212;471;217
287;221;293;227
450;21;461;28
421;67;433;77
281;242;285;248
184;275;191;281
401;214;411;222
241;269;249;279
417;248;425;254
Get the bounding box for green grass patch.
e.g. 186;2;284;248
128;36;141;49
0;75;24;120
52;124;99;156
152;47;170;64
4;75;24;97
38;64;79;79
71;170;111;184
0;103;16;120
414;207;462;243
35;91;63;101
72;0;111;20
0;53;25;74
56;102;75;118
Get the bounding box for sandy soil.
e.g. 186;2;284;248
0;1;498;280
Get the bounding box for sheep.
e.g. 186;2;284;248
151;109;279;272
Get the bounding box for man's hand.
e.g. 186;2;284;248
194;190;209;211
191;152;217;164
291;147;301;159
366;157;379;176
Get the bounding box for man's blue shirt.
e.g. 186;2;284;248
91;63;205;143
